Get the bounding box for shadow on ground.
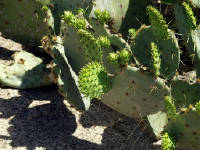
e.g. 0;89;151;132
79;100;159;150
0;85;101;150
0;43;160;150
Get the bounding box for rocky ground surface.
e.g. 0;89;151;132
0;33;161;150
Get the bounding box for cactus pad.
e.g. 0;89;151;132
0;0;54;46
0;51;53;89
52;37;91;110
131;26;180;79
101;65;170;118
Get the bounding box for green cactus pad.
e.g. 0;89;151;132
52;36;91;110
167;109;200;150
101;65;170;118
52;0;94;33
0;51;53;89
131;26;180;79
0;0;54;46
174;3;200;77
190;27;200;77
78;62;111;99
147;111;168;138
170;77;200;109
89;0;149;36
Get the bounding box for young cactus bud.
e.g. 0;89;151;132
195;101;200;112
150;42;161;77
162;132;176;150
128;28;136;39
97;36;111;48
94;9;111;24
182;2;197;30
78;62;111;99
107;52;120;66
165;96;176;119
146;6;169;40
119;49;131;66
108;49;131;67
62;11;86;30
77;8;85;15
41;5;49;12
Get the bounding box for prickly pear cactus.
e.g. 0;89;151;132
89;9;131;50
51;36;91;110
161;132;176;150
166;104;200;150
61;11;111;73
0;51;53;89
52;0;94;33
78;62;111;99
170;77;200;109
89;0;149;36
100;66;170;118
131;6;180;79
131;25;180;79
174;2;200;77
0;0;54;46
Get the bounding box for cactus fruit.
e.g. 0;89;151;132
0;51;53;89
0;0;54;46
78;62;111;99
52;36;91;110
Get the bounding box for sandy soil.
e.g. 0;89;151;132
0;33;161;150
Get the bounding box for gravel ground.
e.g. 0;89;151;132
0;33;161;150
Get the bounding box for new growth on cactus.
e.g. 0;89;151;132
146;6;169;40
162;132;176;150
182;2;197;30
150;42;161;77
78;62;111;99
94;9;111;24
107;49;132;67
